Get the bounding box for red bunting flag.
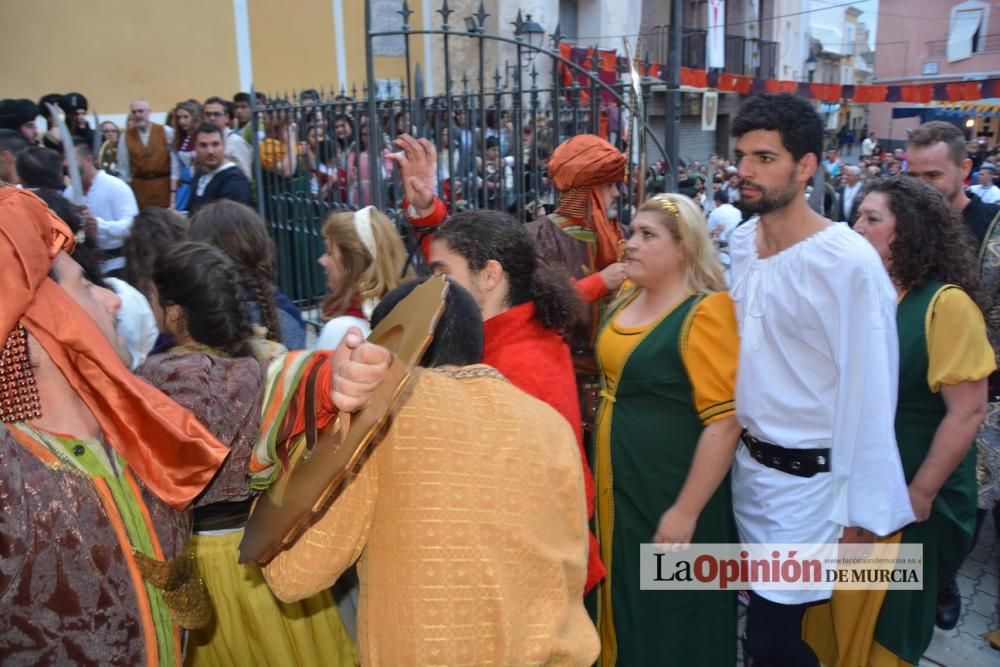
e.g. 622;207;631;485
718;74;753;94
946;82;982;101
764;80;799;93
559;43;575;86
681;67;710;88
851;85;888;103
899;84;934;103
598;49;617;74
810;83;842;102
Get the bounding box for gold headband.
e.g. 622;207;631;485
643;194;680;217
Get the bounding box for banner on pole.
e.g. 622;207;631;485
702;91;719;131
707;0;726;69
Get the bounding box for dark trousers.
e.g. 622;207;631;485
744;591;820;667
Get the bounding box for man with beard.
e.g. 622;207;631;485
726;93;914;667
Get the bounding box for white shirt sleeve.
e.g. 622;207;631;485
117;134;131;183
819;244;915;536
94;175;140;250
105;277;159;370
313;316;371;350
226;132;253;180
170;146;180;182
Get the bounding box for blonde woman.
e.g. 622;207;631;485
314;206;410;349
594;193;741;666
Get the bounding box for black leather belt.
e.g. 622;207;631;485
192;498;253;532
741;430;830;478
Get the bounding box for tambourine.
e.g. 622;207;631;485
239;276;449;564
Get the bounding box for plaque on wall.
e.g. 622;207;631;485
371;0;406;56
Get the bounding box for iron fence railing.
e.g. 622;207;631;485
253;3;773;306
252;81;646;306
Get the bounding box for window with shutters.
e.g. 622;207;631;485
947;1;991;62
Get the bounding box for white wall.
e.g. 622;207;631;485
576;0;641;52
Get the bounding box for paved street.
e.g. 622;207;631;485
922;518;999;666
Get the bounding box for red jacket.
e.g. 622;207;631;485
408;197;609;592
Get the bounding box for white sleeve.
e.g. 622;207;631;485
707;209;722;234
313;316;371;350
228;134;253;180
821;246;915;536
106;277;160;370
117;135;131;183
170;147;180;181
95;180;140;250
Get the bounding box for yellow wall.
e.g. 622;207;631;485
248;0;340;94
0;0;238;114
0;0;418;114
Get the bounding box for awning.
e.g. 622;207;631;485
948;9;983;63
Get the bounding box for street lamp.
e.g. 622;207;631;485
512;11;545;64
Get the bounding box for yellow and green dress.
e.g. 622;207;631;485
594;288;739;667
804;281;995;667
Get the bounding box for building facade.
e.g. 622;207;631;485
870;0;1000;148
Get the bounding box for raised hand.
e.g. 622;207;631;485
388;133;437;215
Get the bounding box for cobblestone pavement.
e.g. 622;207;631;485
921;517;999;667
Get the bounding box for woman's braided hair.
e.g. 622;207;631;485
188;200;284;343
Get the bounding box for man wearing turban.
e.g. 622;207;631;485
0;186;391;663
525;134;627;280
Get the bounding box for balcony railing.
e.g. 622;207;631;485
927;34;1000;58
642;26;779;79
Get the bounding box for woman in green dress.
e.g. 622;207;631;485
805;176;994;667
594;193;742;666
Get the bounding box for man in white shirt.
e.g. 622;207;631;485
66;138;139;277
861;131;876;158
203;96;252;181
970;162;1000;205
708;190;742;285
835;164;864;225
727;93;914;667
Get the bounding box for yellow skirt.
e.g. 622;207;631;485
802;532;911;667
185;530;358;667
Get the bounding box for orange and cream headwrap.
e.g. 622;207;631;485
548;134;626;270
0;187;228;509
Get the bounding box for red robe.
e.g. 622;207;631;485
482;276;608;593
407;196;609;592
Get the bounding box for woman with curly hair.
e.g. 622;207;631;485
593;193;741;666
137;242;357;667
804;176;994;666
314;205;410;348
189;201;306;351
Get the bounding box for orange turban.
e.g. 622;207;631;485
0;187;228;509
548;134;626;270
